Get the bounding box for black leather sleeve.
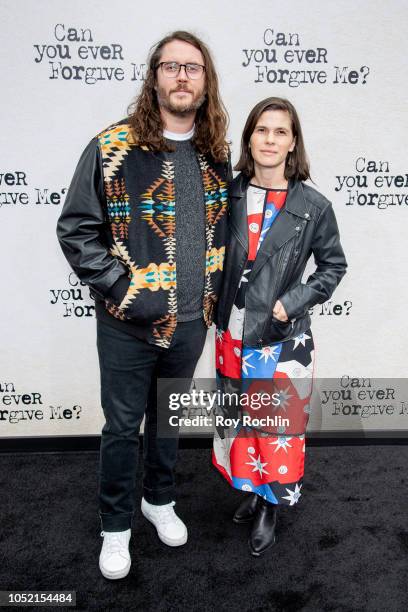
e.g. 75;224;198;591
56;138;129;302
279;203;347;320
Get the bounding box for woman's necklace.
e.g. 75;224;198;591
251;173;288;190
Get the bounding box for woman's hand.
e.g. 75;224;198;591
272;300;289;322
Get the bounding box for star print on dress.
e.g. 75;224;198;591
238;268;251;288
216;329;224;343
279;339;313;367
230;477;279;504
242;352;256;376
221;429;307;499
281;483;302;505
269;436;293;453
275;386;293;411
242;344;282;378
245;452;269;478
293;332;311;349
256;345;280;363
212;185;315;506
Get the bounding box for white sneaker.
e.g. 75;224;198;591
141;498;188;547
99;529;131;579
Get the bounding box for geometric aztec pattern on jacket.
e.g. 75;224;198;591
97;119;229;348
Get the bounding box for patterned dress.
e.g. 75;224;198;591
212;185;315;506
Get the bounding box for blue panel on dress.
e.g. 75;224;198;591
232;477;279;504
241;344;283;379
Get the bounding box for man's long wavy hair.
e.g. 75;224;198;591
127;31;229;162
235;97;311;181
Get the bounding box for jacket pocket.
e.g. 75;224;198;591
268;317;294;342
117;289;170;324
106;261;175;324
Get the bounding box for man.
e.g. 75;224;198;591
57;30;230;580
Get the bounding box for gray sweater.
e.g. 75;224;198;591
168;137;206;322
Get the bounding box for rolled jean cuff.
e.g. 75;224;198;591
143;485;175;505
99;511;133;532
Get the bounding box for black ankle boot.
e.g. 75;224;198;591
248;498;278;556
233;493;259;524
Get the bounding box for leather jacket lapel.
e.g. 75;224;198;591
229;174;249;252
228;175;313;271
250;179;312;278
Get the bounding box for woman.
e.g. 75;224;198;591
212;97;347;556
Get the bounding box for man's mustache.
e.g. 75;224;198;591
171;86;193;93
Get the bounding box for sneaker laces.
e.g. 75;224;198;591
100;531;128;555
152;501;178;526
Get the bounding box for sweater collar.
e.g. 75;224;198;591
163;125;195;141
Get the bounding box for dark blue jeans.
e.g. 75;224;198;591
96;317;207;531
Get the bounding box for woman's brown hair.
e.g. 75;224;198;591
127;31;229;162
235;97;310;181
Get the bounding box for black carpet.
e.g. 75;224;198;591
1;446;407;611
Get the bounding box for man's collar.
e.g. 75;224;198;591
163;125;195;141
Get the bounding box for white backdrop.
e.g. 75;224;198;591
1;0;407;438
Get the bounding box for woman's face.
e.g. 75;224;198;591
249;109;296;174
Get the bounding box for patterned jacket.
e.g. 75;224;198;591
57;119;230;348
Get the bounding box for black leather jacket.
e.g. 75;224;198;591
216;173;347;347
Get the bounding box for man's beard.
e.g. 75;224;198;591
156;84;206;116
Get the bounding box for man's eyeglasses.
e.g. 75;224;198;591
156;61;205;80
